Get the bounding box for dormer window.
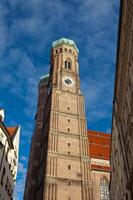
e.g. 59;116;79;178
65;60;71;70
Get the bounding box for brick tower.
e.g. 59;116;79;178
24;38;92;200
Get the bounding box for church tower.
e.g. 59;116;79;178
24;38;92;200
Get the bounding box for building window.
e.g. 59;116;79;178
68;181;71;185
67;107;70;110
5;177;8;190
68;119;70;123
100;178;109;200
65;60;71;69
65;48;67;52
68;165;71;170
0;141;3;149
68;143;70;147
6;147;9;161
126;193;128;200
68;128;70;132
1;167;5;185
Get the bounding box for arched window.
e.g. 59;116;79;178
100;178;109;200
65;59;71;69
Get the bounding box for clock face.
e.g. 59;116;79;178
63;77;74;87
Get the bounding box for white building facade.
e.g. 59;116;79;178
0;109;20;200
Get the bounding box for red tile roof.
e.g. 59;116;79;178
7;127;17;137
88;130;111;160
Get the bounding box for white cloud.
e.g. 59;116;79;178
0;1;119;199
0;4;10;55
21;156;28;162
81;70;114;123
0;47;49;118
18;162;27;174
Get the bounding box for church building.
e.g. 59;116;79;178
24;38;110;200
88;130;110;200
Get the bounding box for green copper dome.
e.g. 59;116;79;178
39;73;49;87
52;38;79;53
40;73;49;80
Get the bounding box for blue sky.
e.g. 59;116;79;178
0;0;119;199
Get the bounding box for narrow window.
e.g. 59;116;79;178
0;141;3;149
68;143;70;147
68;165;71;170
126;193;128;200
6;147;9;161
55;50;58;54
100;178;109;200
65;60;68;68
64;60;71;69
1;167;5;185
67;107;70;110
68;181;71;185
68;119;70;123
68;128;70;132
68;61;71;69
68;151;70;155
5;177;8;191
